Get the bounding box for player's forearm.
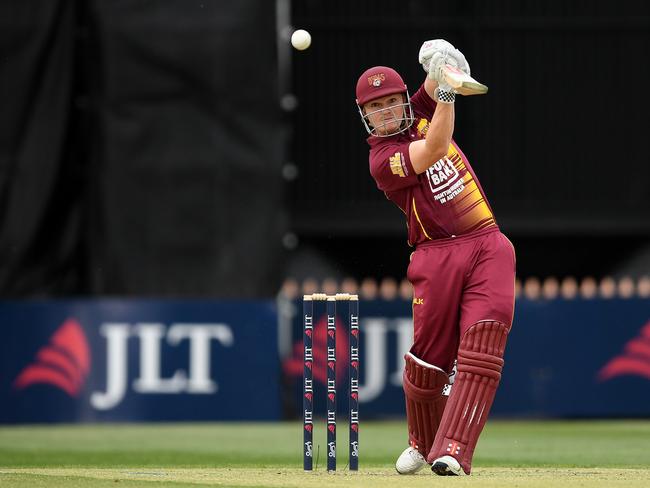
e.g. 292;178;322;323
424;77;438;99
409;102;455;174
426;102;454;159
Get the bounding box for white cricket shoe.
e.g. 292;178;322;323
431;455;465;476
395;446;427;474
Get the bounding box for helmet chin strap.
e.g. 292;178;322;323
358;91;415;137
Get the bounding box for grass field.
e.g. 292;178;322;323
1;420;649;487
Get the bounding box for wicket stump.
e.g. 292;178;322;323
303;293;359;472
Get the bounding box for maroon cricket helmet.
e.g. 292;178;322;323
355;66;408;106
355;66;414;137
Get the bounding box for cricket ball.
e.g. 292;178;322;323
291;29;311;51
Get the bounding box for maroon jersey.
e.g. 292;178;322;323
368;85;497;245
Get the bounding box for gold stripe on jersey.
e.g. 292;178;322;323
447;143;496;233
453;171;496;232
412;197;433;240
447;145;464;169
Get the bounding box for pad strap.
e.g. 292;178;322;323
427;321;509;474
403;353;450;457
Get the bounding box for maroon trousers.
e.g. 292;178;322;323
407;227;516;373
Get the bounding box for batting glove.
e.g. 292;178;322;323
418;39;456;73
428;52;456;104
420;40;471;77
451;48;471;76
427;52;452;84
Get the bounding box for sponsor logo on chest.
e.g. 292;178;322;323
426;157;466;204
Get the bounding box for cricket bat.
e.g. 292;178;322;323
442;64;488;96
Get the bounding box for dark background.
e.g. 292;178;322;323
286;1;650;283
1;0;649;297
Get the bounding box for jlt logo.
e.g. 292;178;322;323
91;323;234;410
327;347;336;362
327;411;336;424
304;409;313;432
304;410;313;423
350;409;359;423
351;314;359;329
304;315;313;339
350;346;359;362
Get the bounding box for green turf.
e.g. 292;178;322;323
1;420;649;487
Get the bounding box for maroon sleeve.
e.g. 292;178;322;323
369;141;419;192
410;83;437;120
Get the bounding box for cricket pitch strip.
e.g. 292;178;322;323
2;467;650;488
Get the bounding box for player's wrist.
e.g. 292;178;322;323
434;87;455;104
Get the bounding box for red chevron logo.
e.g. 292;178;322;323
598;320;650;381
328;330;335;339
351;392;358;401
351;329;359;338
328;425;336;434
328;393;335;402
13;318;90;397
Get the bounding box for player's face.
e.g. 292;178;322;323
363;93;406;136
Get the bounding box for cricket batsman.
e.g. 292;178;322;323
355;39;516;475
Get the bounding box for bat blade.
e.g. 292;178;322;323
442;64;488;96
